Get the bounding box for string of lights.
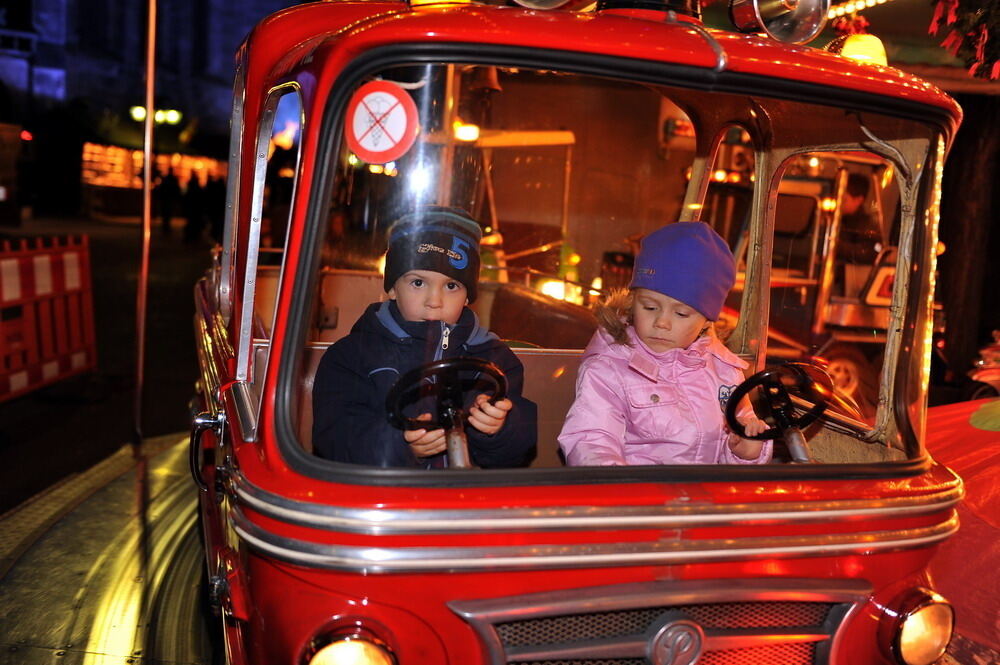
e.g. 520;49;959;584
827;0;895;20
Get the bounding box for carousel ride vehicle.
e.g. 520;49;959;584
190;0;977;663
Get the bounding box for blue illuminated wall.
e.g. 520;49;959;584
0;0;300;139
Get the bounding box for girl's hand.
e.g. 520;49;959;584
728;436;765;460
728;416;769;460
468;395;512;436
740;416;769;437
404;413;447;457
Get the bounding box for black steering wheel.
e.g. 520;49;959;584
725;362;828;441
386;357;507;431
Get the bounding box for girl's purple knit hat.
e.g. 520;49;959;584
629;222;736;320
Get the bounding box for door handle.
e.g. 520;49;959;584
190;410;225;492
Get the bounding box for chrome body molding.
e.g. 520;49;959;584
232;470;962;535
449;578;870;665
230;504;958;573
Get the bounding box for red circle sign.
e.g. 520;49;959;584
344;80;419;164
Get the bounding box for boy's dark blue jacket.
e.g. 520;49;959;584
312;300;537;467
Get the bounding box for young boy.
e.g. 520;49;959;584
312;206;537;468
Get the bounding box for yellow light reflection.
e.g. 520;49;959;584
272;121;298;151
838;34;888;66
539;280;566;300
453;121;480;142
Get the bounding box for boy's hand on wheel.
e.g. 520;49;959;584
468;395;512;435
404;413;446;457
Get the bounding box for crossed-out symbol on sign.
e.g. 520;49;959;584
358;95;402;149
346;81;418;163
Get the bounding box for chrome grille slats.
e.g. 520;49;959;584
449;579;868;665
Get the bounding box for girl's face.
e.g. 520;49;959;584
631;288;708;353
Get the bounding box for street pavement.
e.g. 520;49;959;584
0;215;214;514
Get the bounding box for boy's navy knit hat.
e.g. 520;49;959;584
629;221;736;320
383;206;483;303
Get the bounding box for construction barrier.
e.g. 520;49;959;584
0;236;97;403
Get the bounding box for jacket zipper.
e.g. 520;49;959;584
433;321;451;361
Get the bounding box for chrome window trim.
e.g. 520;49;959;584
225;380;258;443
219;56;246;324
230;505;958;573
232;469;961;535
236;82;303;385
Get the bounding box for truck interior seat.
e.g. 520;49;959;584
292;343;582;467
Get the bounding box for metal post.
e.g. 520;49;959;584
134;0;157;450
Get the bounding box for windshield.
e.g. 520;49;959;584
279;60;942;472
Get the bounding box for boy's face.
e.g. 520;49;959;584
631;288;708;353
389;270;468;324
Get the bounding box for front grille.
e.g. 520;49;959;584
496;601;833;648
516;644;817;665
518;661;645;665
450;579;868;665
700;643;816;665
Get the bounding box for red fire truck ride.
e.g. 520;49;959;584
191;0;966;663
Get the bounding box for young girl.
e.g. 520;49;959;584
558;222;771;466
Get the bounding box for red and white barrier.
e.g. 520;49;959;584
0;236;97;402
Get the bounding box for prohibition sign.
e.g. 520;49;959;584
345;80;419;164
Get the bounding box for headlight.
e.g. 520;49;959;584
886;588;954;665
304;625;396;665
309;639;394;665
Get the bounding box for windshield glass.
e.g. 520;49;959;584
283;61;938;471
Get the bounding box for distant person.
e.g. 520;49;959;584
559;222;770;466
156;168;181;236
312;206;537;468
183;176;205;244
838;173;880;262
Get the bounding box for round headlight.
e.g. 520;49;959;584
892;590;954;665
309;637;395;665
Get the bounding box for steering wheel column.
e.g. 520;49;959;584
725;363;829;464
386;357;508;469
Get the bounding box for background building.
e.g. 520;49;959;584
0;0;301;217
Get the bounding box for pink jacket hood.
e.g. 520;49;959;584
558;327;772;466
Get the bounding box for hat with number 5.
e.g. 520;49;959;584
383;206;483;303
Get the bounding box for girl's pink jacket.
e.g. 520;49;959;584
559;327;772;466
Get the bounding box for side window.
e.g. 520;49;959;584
240;87;302;395
768;152;900;421
702;125;756;346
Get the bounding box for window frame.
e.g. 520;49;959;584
273;43;948;486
